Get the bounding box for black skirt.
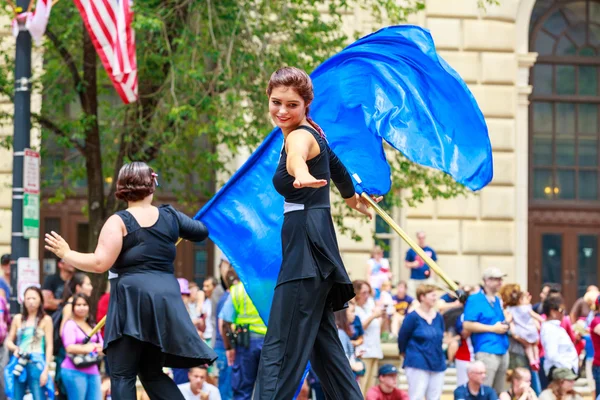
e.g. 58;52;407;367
277;208;355;311
104;269;217;368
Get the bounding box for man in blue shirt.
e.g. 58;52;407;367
454;361;498;400
463;267;509;394
404;231;437;297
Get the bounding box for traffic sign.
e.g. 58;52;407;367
23;149;40;194
23;193;39;239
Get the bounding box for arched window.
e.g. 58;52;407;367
530;0;600;201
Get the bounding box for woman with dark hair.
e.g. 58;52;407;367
61;293;103;400
4;286;53;400
253;67;379;400
60;272;94;331
540;295;579;383
44;161;216;400
334;303;365;379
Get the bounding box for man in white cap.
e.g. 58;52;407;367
463;267;510;394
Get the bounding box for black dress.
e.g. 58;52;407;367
254;125;363;400
104;204;217;368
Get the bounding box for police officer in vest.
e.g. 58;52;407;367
219;276;266;400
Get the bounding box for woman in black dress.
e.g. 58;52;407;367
44;162;216;400
254;66;380;400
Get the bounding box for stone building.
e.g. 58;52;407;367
0;0;597;306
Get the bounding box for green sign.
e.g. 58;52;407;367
23;193;40;239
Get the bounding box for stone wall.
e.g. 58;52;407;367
335;0;535;289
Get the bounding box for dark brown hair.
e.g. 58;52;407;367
353;280;372;296
266;67;324;137
334;306;353;336
22;286;45;326
115;162;156;202
71;293;95;325
62;272;90;302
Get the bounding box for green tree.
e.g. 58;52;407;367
0;0;497;297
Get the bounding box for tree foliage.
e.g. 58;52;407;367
0;0;499;278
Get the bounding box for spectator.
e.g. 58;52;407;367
367;246;391;300
379;281;395;338
500;367;538;400
538;368;582;400
335;303;365;377
398;284;446;400
189;281;205;320
0;254;10;300
570;286;600;324
455;312;474;386
404;231;437;297
438;282;462;314
178;366;221;400
354;280;384;395
366;364;408;400
60;272;94;332
588;294;600;397
349;298;365;349
390;281;415;336
463;267;509;394
4;286;54;400
96;281;110;339
500;285;542;371
202;277;219;346
214;265;237;400
61;293;103;400
42;258;75;312
540;294;579;382
533;284;554;315
454;361;498;400
0;291;8;400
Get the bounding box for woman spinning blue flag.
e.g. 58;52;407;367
253;67;382;399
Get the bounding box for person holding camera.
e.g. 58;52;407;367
463;267;511;394
219;277;266;400
4;286;53;400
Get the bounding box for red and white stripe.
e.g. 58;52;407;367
73;0;138;104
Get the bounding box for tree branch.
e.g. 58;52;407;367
45;27;86;108
31;112;85;153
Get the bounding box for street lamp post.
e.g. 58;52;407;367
10;0;32;314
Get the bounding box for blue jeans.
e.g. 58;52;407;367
232;336;264;400
13;363;44;400
593;364;600;397
61;368;101;400
215;347;232;400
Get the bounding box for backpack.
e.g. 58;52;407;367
51;304;65;356
0;296;8;345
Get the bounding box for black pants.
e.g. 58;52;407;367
106;335;185;400
253;276;362;400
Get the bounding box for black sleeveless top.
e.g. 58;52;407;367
104;205;217;368
272;125;355;206
271;126;357;311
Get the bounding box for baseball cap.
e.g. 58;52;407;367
551;368;577;381
378;364;398;376
177;278;191;295
482;267;507;280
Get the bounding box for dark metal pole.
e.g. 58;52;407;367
10;1;32;314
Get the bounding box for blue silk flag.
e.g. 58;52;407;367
195;25;492;324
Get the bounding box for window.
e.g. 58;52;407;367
530;0;600;201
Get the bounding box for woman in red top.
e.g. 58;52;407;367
588;295;600;397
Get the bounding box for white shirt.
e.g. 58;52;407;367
540;319;579;375
177;382;221;400
355;297;383;359
202;298;213;340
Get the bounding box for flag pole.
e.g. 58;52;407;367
84;237;185;343
359;192;460;294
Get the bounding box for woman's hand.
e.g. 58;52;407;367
44;231;71;259
293;171;327;189
39;368;48;387
345;194;383;219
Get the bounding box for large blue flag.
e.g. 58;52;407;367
195;25;492;324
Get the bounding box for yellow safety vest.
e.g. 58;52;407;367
230;283;267;335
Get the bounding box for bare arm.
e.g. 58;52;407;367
4;314;20;353
42;315;53;367
45;215;124;274
60;299;73;333
285;130;326;188
42;290;61;312
463;321;496;334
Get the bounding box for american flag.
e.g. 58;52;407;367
73;0;138;104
